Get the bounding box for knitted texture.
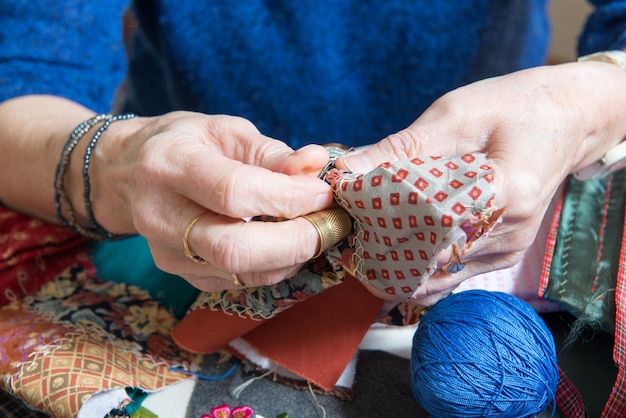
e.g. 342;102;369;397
0;0;128;113
127;0;548;148
1;1;552;148
579;0;626;55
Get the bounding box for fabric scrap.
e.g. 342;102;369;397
327;153;501;299
185;350;426;418
186;256;343;320
235;274;383;391
0;266;202;417
76;388;129;418
540;172;626;334
0;205;93;305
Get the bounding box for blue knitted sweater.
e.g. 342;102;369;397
1;0;625;149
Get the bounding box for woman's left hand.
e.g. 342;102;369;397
336;61;626;306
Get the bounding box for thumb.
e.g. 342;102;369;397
337;123;483;173
336;131;426;173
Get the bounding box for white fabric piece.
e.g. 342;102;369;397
142;379;197;418
77;388;128;418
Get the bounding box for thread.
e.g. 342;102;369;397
169;360;238;381
411;290;558;417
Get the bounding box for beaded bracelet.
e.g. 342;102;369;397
54;113;136;240
82;113;137;240
54;114;111;230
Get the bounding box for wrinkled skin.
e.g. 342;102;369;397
337;61;626;306
93;112;335;291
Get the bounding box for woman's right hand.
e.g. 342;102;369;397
93;111;334;292
0;97;334;292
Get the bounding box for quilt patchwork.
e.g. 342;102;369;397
0;266;201;417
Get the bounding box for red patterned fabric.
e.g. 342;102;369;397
0;206;93;305
328;154;501;299
555;367;587;418
539;186;566;299
602;201;626;417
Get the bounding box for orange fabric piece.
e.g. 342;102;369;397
172;275;384;390
172;305;267;353
242;274;383;390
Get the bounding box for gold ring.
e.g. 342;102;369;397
301;206;352;258
183;212;211;264
231;273;244;287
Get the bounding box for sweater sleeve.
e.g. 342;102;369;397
579;0;626;55
0;1;129;113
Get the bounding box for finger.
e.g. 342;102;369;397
181;269;238;291
233;263;305;288
335;97;494;173
198;117;329;176
162;142;333;219
335;133;426;173
410;251;522;306
336;128;477;173
183;263;304;292
273;144;330;176
159;217;311;291
184;212;321;274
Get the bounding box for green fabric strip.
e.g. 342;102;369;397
544;172;626;334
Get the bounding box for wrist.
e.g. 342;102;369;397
61;114;143;238
573;51;626;179
87;115;147;236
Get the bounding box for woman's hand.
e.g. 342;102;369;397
0;97;333;292
90;111;334;292
336;61;626;306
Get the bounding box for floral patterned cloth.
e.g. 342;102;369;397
0;205;92;305
0;265;202;417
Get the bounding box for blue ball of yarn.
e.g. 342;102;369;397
410;290;558;418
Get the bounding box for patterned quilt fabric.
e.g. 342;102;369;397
328;153;500;299
0;266;202;417
0;205;93;305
